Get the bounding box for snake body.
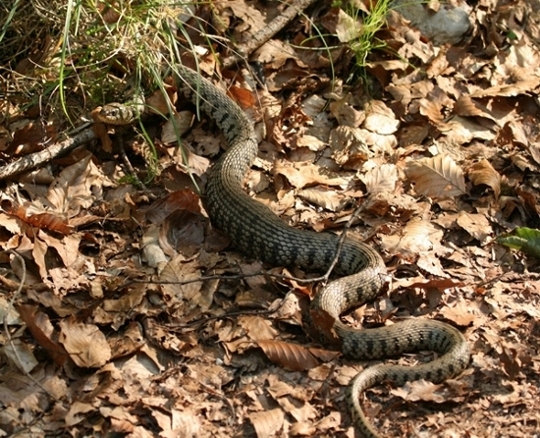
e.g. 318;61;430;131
101;65;471;437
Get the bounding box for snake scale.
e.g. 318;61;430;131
99;64;471;437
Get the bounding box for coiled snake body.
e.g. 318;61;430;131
100;65;471;437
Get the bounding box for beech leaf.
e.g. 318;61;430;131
405;155;467;198
257;340;319;371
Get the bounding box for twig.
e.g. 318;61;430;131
222;0;319;68
0;126;97;180
320;204;365;284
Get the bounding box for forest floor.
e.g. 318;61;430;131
0;0;539;437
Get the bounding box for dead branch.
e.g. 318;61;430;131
0;126;98;180
222;0;319;68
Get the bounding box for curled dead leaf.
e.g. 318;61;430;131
468;159;501;198
456;211;493;243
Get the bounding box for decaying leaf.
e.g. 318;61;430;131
17;304;69;366
391;380;445;403
47;154;104;217
380;218;443;256
1;199;72;235
297;187;347;211
363;100;400;135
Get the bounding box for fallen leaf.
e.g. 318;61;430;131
405;155;467;198
58;318;111;368
468;159;502;198
257;340;320;371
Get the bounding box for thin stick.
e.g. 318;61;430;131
222;0;319;68
0;126;97;180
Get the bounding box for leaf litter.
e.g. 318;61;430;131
1;0;540;437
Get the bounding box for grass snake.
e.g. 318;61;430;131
99;64;471;437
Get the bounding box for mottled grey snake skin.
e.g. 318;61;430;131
100;64;471;437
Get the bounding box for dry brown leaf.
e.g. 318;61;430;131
456;211;492;243
2;339;39;373
108;322;145;360
239;315;279;341
147;85;175;115
161;110;194;143
329;126;371;166
333;8;364;43
468;159;501;198
470;79;540;98
146;189;201;225
328;93;366;128
159;256;208;309
297;187;346;212
17;304;69;366
391;380;445;403
274;161;351;189
225;0;267;37
160;209;207;257
454;95;499;123
405;155;467;198
527;142;540;167
407;278;465;291
0;199;73;235
37;231;81;268
228;85;256;109
363;100;399;135
380;218;443;257
248;408;285;438
47;154;104;217
58;318;111;368
275;394;317;423
440;299;477;327
257;340;319;371
417;253;446;277
448;116;497;142
6;122;57;156
253;39;297;69
361;163;399;194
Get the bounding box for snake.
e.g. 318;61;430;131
98;64;471;437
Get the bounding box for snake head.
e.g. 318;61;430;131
97;102;141;125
